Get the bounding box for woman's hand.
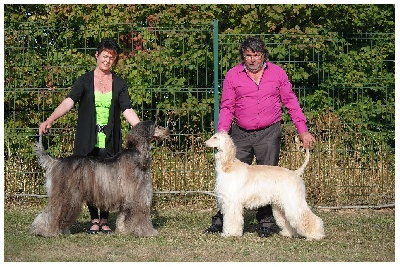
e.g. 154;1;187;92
38;97;74;135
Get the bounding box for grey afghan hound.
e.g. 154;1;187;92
31;120;169;237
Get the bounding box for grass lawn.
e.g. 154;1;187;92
3;203;395;262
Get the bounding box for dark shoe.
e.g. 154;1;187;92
99;223;112;234
87;222;100;234
205;211;223;233
257;225;273;238
205;223;222;233
257;214;274;238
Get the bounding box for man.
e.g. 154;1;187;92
206;36;316;237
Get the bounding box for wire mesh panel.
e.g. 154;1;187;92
4;21;395;207
218;32;394;206
4;22;216;206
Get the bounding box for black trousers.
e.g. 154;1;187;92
86;147;111;221
213;122;282;226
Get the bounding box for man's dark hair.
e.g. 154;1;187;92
96;38;122;64
240;36;269;61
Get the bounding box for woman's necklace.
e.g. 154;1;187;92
95;73;112;93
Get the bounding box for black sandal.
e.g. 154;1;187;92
100;223;112;234
87;221;100;234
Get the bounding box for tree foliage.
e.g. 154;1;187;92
4;4;394;32
4;4;395;156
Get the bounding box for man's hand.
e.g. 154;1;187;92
299;131;316;148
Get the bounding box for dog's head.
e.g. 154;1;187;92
153;124;170;140
126;121;169;150
204;132;222;149
204;132;234;152
204;132;237;171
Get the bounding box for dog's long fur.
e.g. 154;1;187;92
31;120;169;237
204;132;325;240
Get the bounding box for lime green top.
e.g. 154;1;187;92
94;91;112;148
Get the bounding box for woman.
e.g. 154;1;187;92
39;38;140;234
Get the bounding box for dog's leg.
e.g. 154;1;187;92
297;208;325;240
52;187;83;235
119;204;157;237
271;204;297;238
115;212;126;233
126;208;158;237
31;207;58;237
31;197;77;237
275;179;324;240
281;195;325;240
59;199;82;235
221;200;244;237
32;204;73;237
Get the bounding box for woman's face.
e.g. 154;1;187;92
95;50;117;71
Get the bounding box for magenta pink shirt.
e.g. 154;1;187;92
217;62;308;134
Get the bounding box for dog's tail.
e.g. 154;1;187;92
294;148;310;176
34;135;56;170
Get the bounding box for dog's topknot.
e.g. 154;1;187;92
125;121;156;150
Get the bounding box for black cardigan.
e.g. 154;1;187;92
67;71;133;156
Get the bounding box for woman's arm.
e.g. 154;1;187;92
122;108;141;127
39;97;75;135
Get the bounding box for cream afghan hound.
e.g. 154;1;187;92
204;132;325;240
31;121;169;237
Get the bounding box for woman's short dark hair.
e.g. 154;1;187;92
240;36;269;61
96;38;122;64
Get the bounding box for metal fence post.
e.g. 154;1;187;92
213;19;219;132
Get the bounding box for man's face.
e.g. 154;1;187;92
243;48;264;73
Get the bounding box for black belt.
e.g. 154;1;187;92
96;124;107;133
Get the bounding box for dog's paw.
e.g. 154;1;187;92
135;227;158;237
145;228;158;237
305;231;325;240
279;229;296;238
221;231;243;237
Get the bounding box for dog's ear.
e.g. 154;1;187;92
217;133;237;172
126;121;155;149
220;133;233;151
132;121;155;137
143;120;156;138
